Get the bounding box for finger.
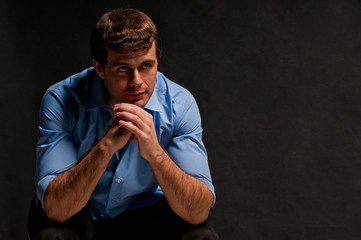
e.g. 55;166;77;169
118;119;145;139
115;107;153;129
114;103;148;117
113;103;135;112
116;111;144;130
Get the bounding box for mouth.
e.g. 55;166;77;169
127;91;145;99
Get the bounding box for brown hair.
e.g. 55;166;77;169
90;8;161;67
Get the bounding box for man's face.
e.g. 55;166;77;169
94;41;158;108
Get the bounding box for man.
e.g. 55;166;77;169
28;8;218;239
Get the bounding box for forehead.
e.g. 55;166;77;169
107;48;147;60
106;41;157;63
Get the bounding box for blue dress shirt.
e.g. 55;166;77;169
35;67;215;221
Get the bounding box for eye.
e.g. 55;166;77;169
141;62;152;69
118;66;128;72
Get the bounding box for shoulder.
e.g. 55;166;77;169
45;67;94;100
155;72;201;134
155;72;196;109
39;67;95;130
42;67;97;111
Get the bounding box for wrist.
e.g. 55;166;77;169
149;147;168;164
99;133;119;154
103;125;132;152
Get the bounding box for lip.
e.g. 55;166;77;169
128;91;145;99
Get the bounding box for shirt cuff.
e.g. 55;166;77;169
36;175;57;210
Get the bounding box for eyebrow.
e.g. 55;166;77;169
112;59;156;67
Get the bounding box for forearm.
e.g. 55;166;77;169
113;103;213;224
149;151;213;225
44;136;117;222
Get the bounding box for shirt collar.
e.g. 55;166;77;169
144;73;163;113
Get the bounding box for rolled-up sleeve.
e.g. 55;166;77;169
166;93;216;205
35;90;78;208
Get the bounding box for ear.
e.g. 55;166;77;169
92;58;105;79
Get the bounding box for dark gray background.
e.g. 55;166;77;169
1;0;361;239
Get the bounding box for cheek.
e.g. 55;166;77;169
144;71;157;87
109;72;127;87
113;82;128;95
104;77;127;95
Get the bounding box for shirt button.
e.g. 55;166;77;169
115;178;123;183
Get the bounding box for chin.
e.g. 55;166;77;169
131;99;147;108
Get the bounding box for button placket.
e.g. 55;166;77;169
115;178;123;184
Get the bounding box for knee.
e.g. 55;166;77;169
32;227;82;240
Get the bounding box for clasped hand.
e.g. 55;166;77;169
111;103;164;161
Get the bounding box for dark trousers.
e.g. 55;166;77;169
27;196;219;240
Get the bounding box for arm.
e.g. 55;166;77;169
114;103;213;225
44;122;132;222
148;151;213;225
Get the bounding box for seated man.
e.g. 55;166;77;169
28;8;218;240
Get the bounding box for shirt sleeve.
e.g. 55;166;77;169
165;92;216;205
35;89;78;209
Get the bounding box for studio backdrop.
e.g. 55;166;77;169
1;0;361;239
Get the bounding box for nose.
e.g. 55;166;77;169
130;69;142;87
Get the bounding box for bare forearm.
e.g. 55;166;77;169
149;152;213;225
113;103;213;224
44;137;116;222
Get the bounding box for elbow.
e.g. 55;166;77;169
43;190;73;222
185;208;210;225
45;207;70;223
48;215;69;223
184;193;213;225
44;200;71;223
187;213;209;225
